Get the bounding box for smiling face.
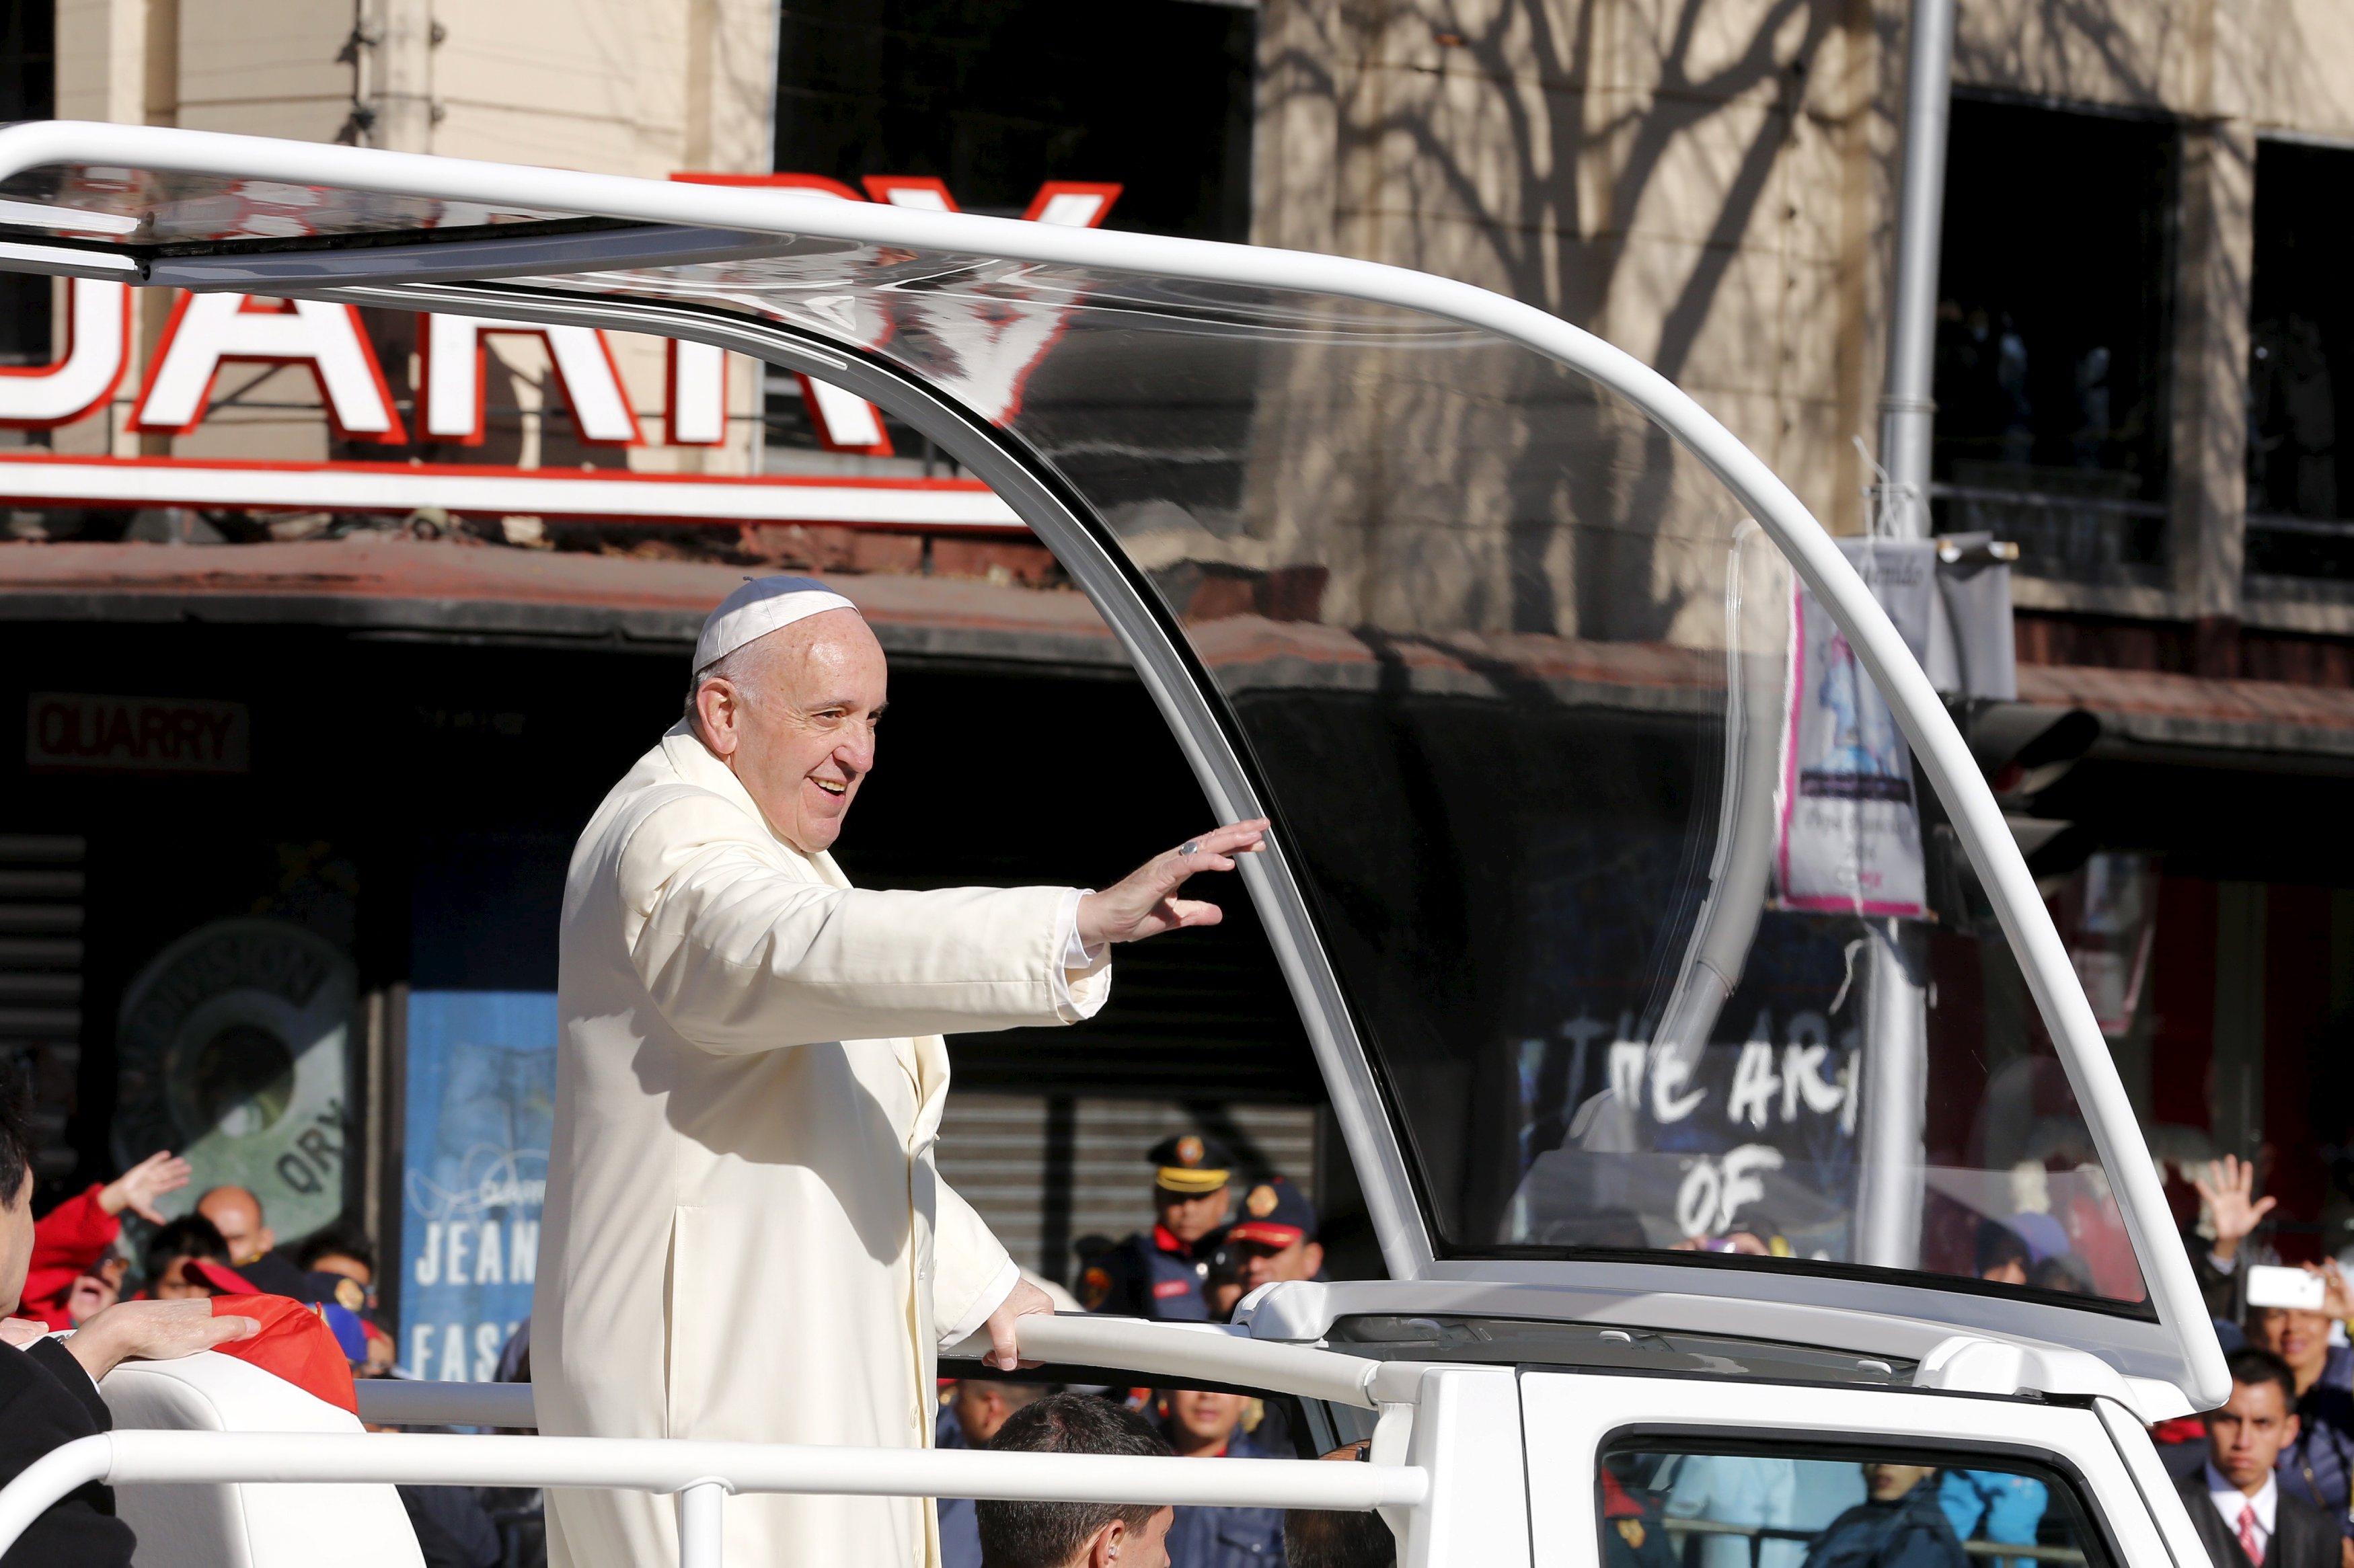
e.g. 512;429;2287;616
691;609;889;855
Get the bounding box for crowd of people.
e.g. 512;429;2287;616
932;1132;1360;1568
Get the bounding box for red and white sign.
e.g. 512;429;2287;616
26;692;252;775
132;293;408;442
421;313;641;445
0;173;1121;530
0;278;129;427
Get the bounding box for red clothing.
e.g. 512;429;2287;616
21;1184;118;1329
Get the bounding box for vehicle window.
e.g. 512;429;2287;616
535;247;2157;1310
1601;1443;2111;1568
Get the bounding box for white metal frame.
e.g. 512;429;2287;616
0;121;2224;1410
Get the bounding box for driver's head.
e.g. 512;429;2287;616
1862;1464;1937;1503
688;578;885;857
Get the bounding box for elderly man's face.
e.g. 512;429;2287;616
694;611;889;855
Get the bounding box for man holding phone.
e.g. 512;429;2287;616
2246;1263;2354;1559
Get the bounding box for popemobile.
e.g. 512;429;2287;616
0;120;2232;1568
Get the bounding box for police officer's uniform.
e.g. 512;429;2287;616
1078;1134;1232;1320
1160;1423;1287;1568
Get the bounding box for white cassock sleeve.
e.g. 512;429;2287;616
619;799;1112;1052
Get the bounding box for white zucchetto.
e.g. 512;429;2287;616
692;575;860;674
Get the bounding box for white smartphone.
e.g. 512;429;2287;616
2247;1263;2328;1310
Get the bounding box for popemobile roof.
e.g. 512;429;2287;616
0;119;2232;1413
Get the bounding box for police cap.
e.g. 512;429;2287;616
1226;1176;1317;1249
1147;1132;1233;1195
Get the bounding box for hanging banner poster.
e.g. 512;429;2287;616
399;990;555;1383
1774;541;1931;918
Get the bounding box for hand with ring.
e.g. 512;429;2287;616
1076;820;1268;946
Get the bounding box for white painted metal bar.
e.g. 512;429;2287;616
0;1432;1431;1559
677;1480;726;1568
0;120;2226;1407
950;1313;1395;1409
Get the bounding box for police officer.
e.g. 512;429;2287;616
1078;1133;1234;1319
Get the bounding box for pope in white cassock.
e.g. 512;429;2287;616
536;575;1266;1568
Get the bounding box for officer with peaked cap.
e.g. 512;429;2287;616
538;574;1268;1568
1079;1133;1237;1320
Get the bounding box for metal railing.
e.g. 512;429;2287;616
0;1432;1427;1568
2;1315;1434;1565
1663;1514;2086;1565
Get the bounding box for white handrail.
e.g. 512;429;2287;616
950;1313;1410;1409
0;1432;1429;1560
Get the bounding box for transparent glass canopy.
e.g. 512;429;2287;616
0;158;2162;1330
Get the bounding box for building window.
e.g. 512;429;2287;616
772;1;1256;239
2246;139;2354;582
0;0;54;369
1931;99;2178;582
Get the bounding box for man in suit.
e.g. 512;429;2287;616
2180;1347;2343;1568
1;1085;257;1568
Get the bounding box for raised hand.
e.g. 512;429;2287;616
1075;820;1269;947
98;1149;193;1224
2191;1154;2277;1262
2314;1261;2354;1322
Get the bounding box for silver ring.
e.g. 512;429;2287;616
1180;840;1201;856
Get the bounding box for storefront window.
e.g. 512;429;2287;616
773;1;1255;240
1931;100;2178;583
2246;139;2354;581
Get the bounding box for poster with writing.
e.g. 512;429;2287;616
1772;559;1928;918
399;991;554;1382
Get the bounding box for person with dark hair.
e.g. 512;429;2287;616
1;1079;258;1568
1285;1447;1396;1568
941;1380;1057;1568
297;1222;378;1286
143;1212;235;1298
2180;1348;2340;1568
1796;1463;1969;1568
977;1392;1175;1568
1973;1221;2031;1286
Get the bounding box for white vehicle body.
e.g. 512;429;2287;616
0;122;2225;1568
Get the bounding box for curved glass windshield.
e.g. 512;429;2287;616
526;249;2146;1308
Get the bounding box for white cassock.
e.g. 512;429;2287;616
537;720;1110;1568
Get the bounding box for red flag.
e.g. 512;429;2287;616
202;1292;359;1415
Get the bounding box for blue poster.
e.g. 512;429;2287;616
399;991;555;1382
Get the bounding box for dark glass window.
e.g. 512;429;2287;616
0;0;54;368
773;1;1256;241
1931;100;2178;581
1601;1440;2114;1568
2246;139;2354;580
